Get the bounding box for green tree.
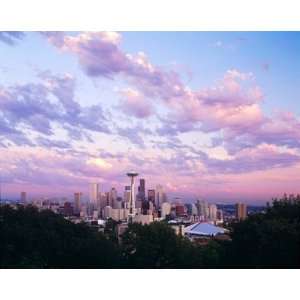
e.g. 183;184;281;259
120;222;203;268
0;205;121;268
227;195;300;268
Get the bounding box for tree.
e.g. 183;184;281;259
227;196;300;268
0;205;121;268
120;222;203;268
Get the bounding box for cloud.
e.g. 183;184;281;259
0;31;25;45
35;136;72;149
119;88;153;118
0;72;110;147
45;32;186;101
41;31;300;166
116;125;152;147
201;144;300;174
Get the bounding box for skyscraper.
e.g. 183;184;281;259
236;203;247;220
148;189;155;205
124;186;131;208
109;187;118;208
138;178;145;201
209;204;218;221
155;185;166;208
74;192;82;214
89;183;100;205
161;202;171;219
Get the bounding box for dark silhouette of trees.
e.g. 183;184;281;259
226;195;300;268
120;221;204;268
0;205;120;268
0;194;299;268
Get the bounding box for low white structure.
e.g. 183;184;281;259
184;222;228;237
133;214;153;225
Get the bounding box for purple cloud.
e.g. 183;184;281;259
0;31;25;45
0;72;110;147
119;88;153;118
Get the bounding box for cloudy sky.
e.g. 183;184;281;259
0;31;299;203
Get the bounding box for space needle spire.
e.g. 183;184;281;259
126;171;138;223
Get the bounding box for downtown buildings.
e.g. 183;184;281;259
8;172;251;231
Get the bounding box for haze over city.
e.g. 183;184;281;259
1;31;300;204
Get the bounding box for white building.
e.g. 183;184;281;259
133;214;153;225
92;210;99;220
184;222;228;238
209;204;218;222
103;205;113;219
89;183;100;205
161;202;171;219
123;186;131;209
191;203;198;216
156;184;166;208
103;206;129;221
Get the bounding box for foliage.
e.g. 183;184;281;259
0;195;299;268
226;195;300;268
120;222;203;268
0;205;120;268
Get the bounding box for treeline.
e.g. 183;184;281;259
0;195;299;268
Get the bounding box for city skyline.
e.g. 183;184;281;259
0;31;300;203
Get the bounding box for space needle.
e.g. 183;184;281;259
126;171;138;223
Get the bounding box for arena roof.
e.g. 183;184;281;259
184;222;228;236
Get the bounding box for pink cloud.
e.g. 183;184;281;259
119;88;153;118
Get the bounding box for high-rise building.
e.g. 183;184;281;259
209;204;218;221
109;187;118;208
191;203;198;216
236;203;247;220
155;185;166;208
137;178;146;201
89;183;100;205
161;202;171;219
196;200;209;221
74;192;82;214
20;191;26;204
148;189;155;205
103;205;113;219
175;203;186;217
115;196;123;209
124;186;131;208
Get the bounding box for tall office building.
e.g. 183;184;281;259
195;199;210;221
155;185;166;208
109;187;118;208
74;192;82;214
138;179;146;201
208;204;218;221
89;183;100;205
191;203;198;216
161;202;171;219
148;189;155;205
236;203;247;220
124;186;131;208
20;191;26;204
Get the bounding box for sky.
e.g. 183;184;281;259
0;31;299;204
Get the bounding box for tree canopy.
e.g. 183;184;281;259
0;195;299;268
0;205;120;268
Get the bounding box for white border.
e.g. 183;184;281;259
0;1;299;299
0;0;300;30
0;269;299;300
